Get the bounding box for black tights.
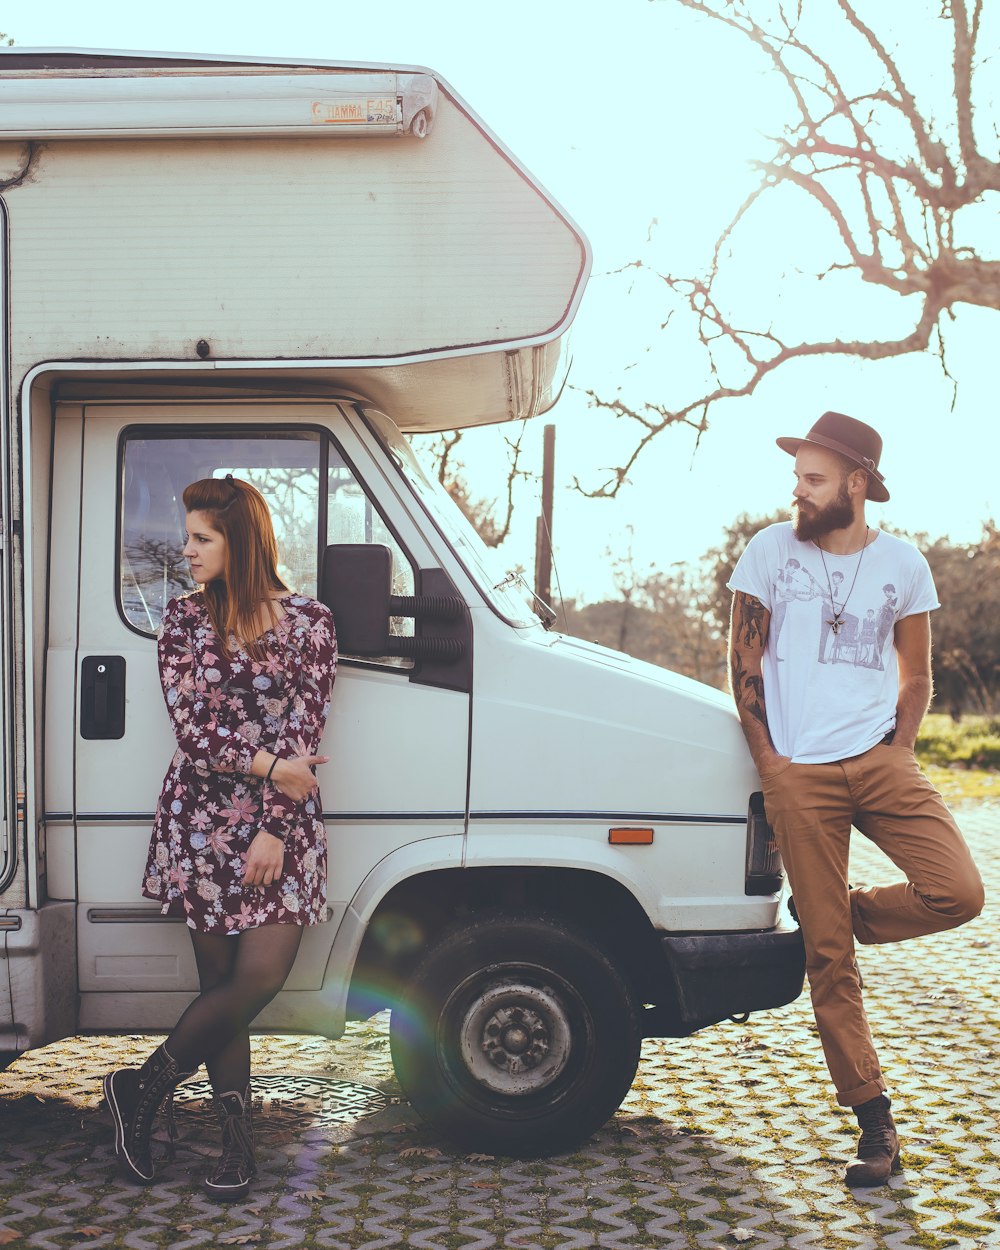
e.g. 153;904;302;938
165;925;303;1095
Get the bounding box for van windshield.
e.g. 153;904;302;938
366;411;540;628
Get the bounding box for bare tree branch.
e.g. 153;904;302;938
414;423;531;547
835;0;941;171
951;0;978;172
577;296;943;499
580;1;1000;497
432;430;464;486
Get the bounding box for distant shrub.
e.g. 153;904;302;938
916;714;1000;770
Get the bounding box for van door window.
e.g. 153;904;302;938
119;430;416;664
120;432;323;635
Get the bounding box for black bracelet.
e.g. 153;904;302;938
265;755;279;783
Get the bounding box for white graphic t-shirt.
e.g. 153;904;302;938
728;523;939;763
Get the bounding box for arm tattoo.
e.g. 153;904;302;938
735;593;767;649
730;648;768;727
730;592;770;730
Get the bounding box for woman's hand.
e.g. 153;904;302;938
243;830;285;887
271;755;329;802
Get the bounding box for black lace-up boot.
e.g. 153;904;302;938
103;1042;196;1183
845;1093;900;1187
204;1085;257;1201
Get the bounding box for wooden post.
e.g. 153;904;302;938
535;423;555;604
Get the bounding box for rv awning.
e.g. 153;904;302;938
0;67;437;139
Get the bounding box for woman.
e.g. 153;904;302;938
104;475;337;1200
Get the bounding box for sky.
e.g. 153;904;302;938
3;0;997;602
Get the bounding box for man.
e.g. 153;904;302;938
727;411;984;1188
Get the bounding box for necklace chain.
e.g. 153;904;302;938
816;528;869;635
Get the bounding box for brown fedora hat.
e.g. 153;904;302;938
776;411;889;502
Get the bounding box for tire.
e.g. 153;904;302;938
389;913;640;1158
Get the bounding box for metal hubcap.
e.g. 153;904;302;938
457;978;573;1096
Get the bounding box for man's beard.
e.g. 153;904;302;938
792;483;854;542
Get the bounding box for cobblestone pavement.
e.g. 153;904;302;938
1;806;997;1250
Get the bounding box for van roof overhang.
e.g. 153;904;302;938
22;348;572;433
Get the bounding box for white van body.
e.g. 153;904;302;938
0;49;802;1156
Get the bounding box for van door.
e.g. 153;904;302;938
47;401;470;1033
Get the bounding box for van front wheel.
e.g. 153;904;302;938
389;914;640;1157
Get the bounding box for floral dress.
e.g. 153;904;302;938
142;592;338;932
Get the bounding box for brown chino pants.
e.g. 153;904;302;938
761;741;985;1107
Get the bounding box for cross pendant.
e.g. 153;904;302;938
829;619;842;635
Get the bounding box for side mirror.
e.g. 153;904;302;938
321;543;395;656
321;544;466;661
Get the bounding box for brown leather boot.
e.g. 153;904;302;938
845;1094;900;1188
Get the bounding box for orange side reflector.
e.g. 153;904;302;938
608;827;654;845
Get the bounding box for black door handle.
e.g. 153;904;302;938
81;655;126;740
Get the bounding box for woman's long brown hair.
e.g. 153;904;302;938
182;476;288;658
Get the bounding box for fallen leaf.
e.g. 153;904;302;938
411;1172;438;1183
0;1231;21;1246
176;1226;195;1234
620;1124;643;1137
73;1232;105;1241
469;1181;499;1190
33;1095;45;1104
399;1145;444;1159
298;1190;325;1202
219;1238;256;1247
731;1231;755;1244
464;1152;495;1162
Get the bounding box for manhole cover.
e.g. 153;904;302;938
173;1074;390;1137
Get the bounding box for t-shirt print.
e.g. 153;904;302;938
770;555;899;671
728;523;939;764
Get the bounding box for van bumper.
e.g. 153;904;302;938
647;921;806;1037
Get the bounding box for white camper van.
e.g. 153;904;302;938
0;48;803;1157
